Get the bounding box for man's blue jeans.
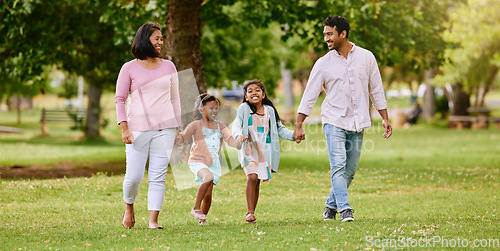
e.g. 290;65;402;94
323;124;364;212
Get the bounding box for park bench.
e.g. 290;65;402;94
489;117;500;129
0;126;23;134
40;108;86;135
448;115;477;129
448;115;500;129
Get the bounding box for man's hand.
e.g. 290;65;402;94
376;109;392;139
382;119;392;139
293;127;305;143
294;113;308;143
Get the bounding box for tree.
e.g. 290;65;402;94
2;0;459;134
55;0;169;137
164;0;207;93
1;1;55;123
166;0;457;96
1;0;166;137
433;0;500;111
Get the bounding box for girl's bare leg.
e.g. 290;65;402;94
253;179;260;211
191;168;213;221
194;168;214;210
199;183;213;225
201;183;214;215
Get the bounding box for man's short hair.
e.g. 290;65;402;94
323;16;350;38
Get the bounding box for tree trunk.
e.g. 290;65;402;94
85;83;102;138
451;83;470;116
164;0;206;93
281;61;294;122
6;97;12;112
475;85;487;107
16;95;21;124
422;69;435;119
475;66;498;107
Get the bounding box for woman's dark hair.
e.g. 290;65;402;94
193;93;220;120
131;23;161;60
242;80;281;123
323;16;350;38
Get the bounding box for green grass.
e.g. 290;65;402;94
0;93;123;166
1;123;499;250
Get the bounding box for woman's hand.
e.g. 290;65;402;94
121;128;134;144
119;122;133;144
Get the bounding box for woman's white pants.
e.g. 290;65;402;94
123;129;176;211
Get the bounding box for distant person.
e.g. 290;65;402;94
175;94;242;225
115;23;181;229
232;80;301;223
407;101;422;124
293;16;392;222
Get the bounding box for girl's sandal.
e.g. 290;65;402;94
198;219;209;226
245;212;256;223
191;208;207;220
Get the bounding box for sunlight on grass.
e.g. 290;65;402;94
1;121;499;249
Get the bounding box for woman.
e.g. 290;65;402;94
115;23;181;229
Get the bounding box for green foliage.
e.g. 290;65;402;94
56;74;79;99
435;94;450;115
200;0;458;91
66;108;86;131
1;0;167;94
202;22;283;95
433;0;500;93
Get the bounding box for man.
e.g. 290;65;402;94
293;16;392;222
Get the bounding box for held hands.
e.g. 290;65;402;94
174;129;181;145
382;119;392;139
235;135;248;149
293;127;305;144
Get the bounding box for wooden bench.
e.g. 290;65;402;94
449;115;500;129
489;117;500;129
448;115;477;129
0;126;23;134
41;108;86;135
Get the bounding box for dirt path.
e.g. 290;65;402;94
0;161;126;179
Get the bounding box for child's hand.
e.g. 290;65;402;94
293;133;302;144
235;135;247;149
174;134;184;145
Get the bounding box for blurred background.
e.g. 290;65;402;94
1;0;499;177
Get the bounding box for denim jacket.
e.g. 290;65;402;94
231;103;294;172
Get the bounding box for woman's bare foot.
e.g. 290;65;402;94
148;224;163;229
122;204;135;229
148;210;163;229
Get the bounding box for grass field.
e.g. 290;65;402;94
1;120;499;250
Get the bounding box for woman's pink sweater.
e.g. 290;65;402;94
115;59;181;131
